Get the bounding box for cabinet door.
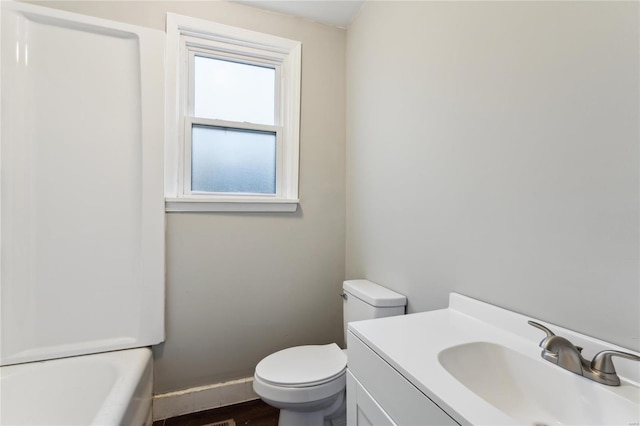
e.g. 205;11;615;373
348;332;459;425
347;371;396;426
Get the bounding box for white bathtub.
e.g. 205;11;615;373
0;348;153;425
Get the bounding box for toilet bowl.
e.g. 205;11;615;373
253;280;407;426
254;344;347;426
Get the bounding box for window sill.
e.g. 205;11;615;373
165;197;299;213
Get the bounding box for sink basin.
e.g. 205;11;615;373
439;342;640;425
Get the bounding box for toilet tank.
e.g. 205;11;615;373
342;279;407;344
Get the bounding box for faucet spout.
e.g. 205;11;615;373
539;334;585;375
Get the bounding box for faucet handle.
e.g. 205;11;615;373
591;350;640;374
528;320;556;347
589;350;640;386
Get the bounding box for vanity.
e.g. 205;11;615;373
346;293;640;426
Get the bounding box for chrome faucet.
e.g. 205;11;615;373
528;320;640;386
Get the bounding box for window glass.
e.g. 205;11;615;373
191;125;276;194
194;56;276;125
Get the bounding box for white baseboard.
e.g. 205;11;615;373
152;377;259;420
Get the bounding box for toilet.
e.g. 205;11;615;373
253;279;407;426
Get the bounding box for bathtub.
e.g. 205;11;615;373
0;348;153;425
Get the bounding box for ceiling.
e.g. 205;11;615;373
233;0;365;28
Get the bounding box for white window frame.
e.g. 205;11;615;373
165;13;301;212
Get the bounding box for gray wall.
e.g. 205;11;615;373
346;1;639;351
35;1;346;393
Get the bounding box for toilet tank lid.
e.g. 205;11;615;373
343;280;407;307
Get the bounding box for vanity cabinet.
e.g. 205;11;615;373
347;331;458;426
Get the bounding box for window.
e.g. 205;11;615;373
165;14;301;212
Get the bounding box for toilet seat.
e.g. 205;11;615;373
255;343;347;388
253;343;347;405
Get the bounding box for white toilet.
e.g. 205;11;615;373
253;279;407;426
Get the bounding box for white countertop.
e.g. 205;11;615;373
348;293;640;425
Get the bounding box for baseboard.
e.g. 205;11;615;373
152;377;259;420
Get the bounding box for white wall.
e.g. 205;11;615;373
32;0;346;393
347;1;639;351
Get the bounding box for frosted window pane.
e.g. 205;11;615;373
192;126;276;194
194;56;275;125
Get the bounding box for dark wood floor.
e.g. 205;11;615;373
153;399;279;426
